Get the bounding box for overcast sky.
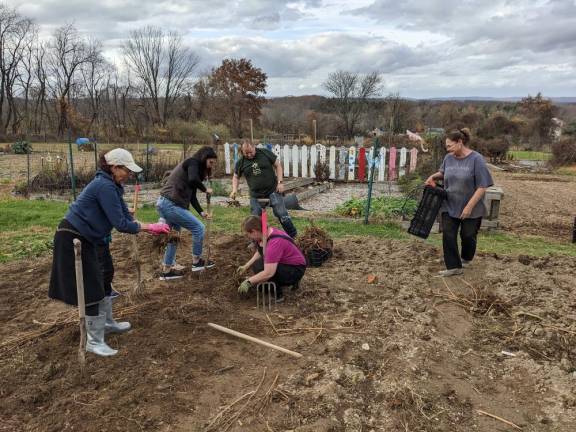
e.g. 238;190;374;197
9;0;576;98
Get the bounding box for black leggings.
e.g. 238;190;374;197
251;258;306;295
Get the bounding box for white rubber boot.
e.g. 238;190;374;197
101;296;131;334
86;314;118;357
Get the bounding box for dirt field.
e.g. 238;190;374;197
1;230;576;431
493;171;576;240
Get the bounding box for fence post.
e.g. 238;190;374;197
364;138;381;225
26;150;31;195
68;129;77;200
145;142;150;182
93;141;98;170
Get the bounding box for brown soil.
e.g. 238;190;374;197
1;231;576;431
493;171;576;240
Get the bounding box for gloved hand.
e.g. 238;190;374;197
238;279;253;294
236;264;248;275
147;222;170;235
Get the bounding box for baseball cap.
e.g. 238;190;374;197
104;148;143;173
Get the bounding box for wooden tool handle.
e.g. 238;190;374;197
73;238;86;367
208;323;303;358
73;239;86;320
132;184;141;215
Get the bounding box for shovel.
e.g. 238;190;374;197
204;192;213;271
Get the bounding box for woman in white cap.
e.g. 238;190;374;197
49;148;170;357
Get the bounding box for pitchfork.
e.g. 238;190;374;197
255;198;278;311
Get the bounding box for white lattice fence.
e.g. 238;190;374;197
223;143;419;182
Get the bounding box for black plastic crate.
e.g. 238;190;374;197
307;248;332;267
408;185;447;239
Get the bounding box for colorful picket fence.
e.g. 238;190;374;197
223;143;419;182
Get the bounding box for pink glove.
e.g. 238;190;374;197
147;222;170;235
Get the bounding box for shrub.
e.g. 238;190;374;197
210;181;229;197
551;137;576;166
474;138;510;163
336;196;417;219
78;142;94;152
397;172;422;195
12;141;32;154
313;160;330;182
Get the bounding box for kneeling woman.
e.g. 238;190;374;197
49;149;169;357
237;215;306;301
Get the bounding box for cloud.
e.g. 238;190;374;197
193;32;436;78
14;0;321;33
350;0;576;54
5;0;576;97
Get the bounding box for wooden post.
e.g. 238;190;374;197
313;119;317;143
73;239;86;369
131;185;142;294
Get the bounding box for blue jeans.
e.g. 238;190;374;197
156;196;205;265
250;192;297;238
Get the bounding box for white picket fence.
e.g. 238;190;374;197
223;143;419;182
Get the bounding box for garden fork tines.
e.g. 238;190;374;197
256;282;277;311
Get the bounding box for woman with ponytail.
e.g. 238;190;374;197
425;128;493;276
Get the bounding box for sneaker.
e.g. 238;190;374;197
191;258;215;272
171;263;186;272
462;259;471;268
159;270;184;281
437;268;464;277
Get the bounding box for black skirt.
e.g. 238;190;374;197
48;219;105;306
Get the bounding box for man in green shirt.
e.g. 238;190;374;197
230;139;297;238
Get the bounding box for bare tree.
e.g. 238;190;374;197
123;26;199;127
47;24;99;136
16;23;39;134
0;6;34;135
79;47;110;136
32;40;50;135
323;70;383;139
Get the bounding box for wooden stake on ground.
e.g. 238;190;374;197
73;239;86;369
132;184;142;294
207;323;303;358
477;410;522;430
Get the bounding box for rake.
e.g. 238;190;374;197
256;281;278;311
256;198;278;311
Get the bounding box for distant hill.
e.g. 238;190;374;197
424;96;576;104
268;95;576;104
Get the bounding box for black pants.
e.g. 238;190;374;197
251;258;306;296
441;213;482;270
97;243;114;297
250;192;297;238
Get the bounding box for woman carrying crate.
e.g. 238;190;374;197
425;128;493;276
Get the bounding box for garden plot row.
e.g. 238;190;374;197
224;143;419;181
